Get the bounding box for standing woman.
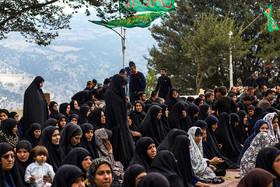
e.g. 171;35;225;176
38;126;64;172
263;113;280;143
104;74;135;169
22;76;49;136
0;118;19;148
24;123;41;148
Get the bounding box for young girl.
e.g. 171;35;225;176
25;145;55;187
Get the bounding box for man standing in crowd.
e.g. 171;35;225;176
258;89;276;111
129;62;146;104
243;72;258;87
256;71;268;88
155;68;172;100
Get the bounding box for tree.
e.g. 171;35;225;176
145;70;157;97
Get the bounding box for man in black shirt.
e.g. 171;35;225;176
213;86;237;115
155;68;172;99
129;63;146;104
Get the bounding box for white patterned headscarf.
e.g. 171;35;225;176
263;112;280;143
188;127;216;182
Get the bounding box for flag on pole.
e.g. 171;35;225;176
89;12;167;28
263;4;279;32
120;0;176;12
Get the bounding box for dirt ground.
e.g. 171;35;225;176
209;169;240;187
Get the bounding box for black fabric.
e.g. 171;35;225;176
237;110;249;144
138;172;170;187
194;97;203;107
62;147;90;174
193;120;208;129
0;118;18;148
215;113;240;163
104;74;135;169
78;104;90;124
248;107;264;135
15;140;32;187
155;75;172;99
22;76;49;136
59;103;70;122
204;115;238;169
212;96;237;114
170;135;195;187
130;101;146;130
158;104;170;134
60;123;82;156
149;150;184;187
140;105;165;146
256;147;280;183
70;100;79;115
157;129;187;152
165;88;181;110
42;118;58;130
56;114;66;131
38;126;64;172
71;90;94;106
229;113;242;151
24;123;41;148
80;123;99;159
122;164;146;187
0;142;24;187
49;101;59;119
168;101;190;131
52;164;85;187
198;104;210;120
186;104;200;126
130;137;155;171
86;101;95;111
88;109;105;131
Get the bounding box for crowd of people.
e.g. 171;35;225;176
1;65;280;187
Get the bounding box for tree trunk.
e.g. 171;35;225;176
196;69;205;95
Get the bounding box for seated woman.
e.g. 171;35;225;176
122;164;146;187
127;113;141;143
80;123;99;159
130;100;146;130
157;129;187;152
24;123;41;148
256;147;280;186
130;137;156;171
188;126;216;182
263;113;280;143
52;164;85;187
88;109;107;131
138;172;170;187
149;150;184;187
95;128;124;182
168;101;191;131
0;118;19;148
240;132;275;178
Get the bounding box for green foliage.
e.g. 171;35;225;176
145;70;157;97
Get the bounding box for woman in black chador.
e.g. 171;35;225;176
22;76;49;136
104;74;135;169
168;101;190;131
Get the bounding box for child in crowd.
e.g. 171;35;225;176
25;145;55;187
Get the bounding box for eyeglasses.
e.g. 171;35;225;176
2;154;15;159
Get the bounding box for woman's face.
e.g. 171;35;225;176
165;108;169;117
16;148;30;163
100;111;106;124
198;100;203;107
135;103;142;113
147;143;157;159
273;117;279;131
12;125;17;135
127;116;132;126
94;163;113;187
53;103;58;111
71;177;85;187
86;110;90;117
260;123;269;133
212;123;218;132
34;130;41;139
135;172;147;186
51;129;60;145
234;122;239;127
156;111;162;120
71;135;82;146
85;130;94;142
273;154;280;176
206;107;212;116
74;101;79;110
71;118;78;125
181;110;187;118
90;104;95;111
81;156;91;172
194;134;202;145
243;115;247;125
66;105;71;114
172;91;178;98
60;118;67;129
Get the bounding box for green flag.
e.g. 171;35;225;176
263;4;279;32
120;0;176;12
89;12;167;28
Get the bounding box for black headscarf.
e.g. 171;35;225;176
88;109;105;131
138;172;170;187
229;113;241;149
130;137;155;171
165;88;180;110
78;104;90;125
149;150;184;187
42;118;58;129
198;104;210;120
104;74;135;169
24;123;41;148
237;110;249;144
38;126;64;172
140;105;165;146
70;100;79;115
131;100;146;130
59;103;70;122
158;104;170;134
15;140;32;187
56;114;66;131
52;164;85;187
86;101;95;111
194;97;203;107
168;101;190;131
62;147;90;174
256;147;280;182
80;123;99;159
157;129;187;152
248;107;264;135
0;142;24;187
215;112;240;163
60;123;82;156
186;104;200;126
0;118;19;148
123;164;146;187
22;76;49;136
49;101;59;119
170;135;195;187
